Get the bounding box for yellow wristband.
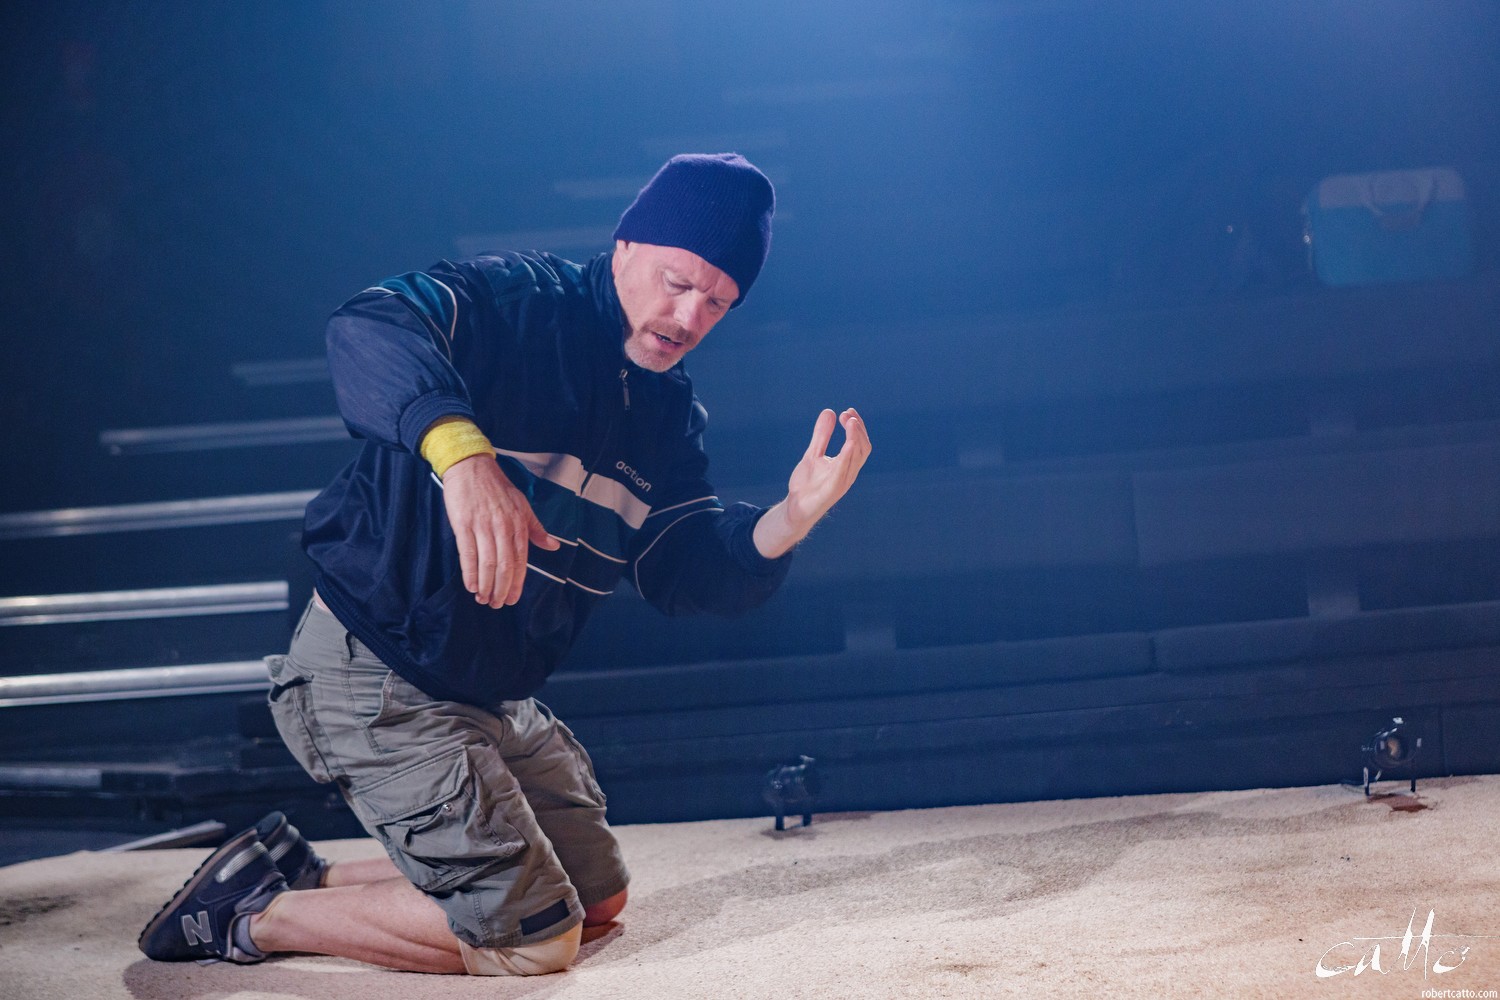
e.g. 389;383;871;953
419;417;494;478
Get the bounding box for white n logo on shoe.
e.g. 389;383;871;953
182;911;213;946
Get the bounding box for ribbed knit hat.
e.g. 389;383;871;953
613;153;774;306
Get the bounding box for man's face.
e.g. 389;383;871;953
612;240;740;373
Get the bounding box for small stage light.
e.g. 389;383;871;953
1359;716;1421;796
763;755;820;831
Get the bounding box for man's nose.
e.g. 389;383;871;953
675;297;711;336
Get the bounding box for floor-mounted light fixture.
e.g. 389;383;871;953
1360;716;1421;796
763;755;819;831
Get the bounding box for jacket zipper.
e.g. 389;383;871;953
580;368;631;495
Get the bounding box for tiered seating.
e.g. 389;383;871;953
3;273;1499;829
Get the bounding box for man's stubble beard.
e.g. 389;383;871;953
622;324;691;373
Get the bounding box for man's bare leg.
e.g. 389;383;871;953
249;877;467;973
320;856;627;931
322;855;403;887
248;873;623;972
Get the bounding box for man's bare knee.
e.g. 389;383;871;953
458;924;581;976
584;888;627;926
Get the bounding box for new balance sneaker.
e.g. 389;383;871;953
138;828;288;963
253;811;329;891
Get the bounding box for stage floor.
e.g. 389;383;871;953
3;776;1498;999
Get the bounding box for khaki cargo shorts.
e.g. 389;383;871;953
264;599;629;949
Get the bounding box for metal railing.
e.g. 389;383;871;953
0;582;289;627
0;660;271;708
0;492;316;540
99;416;347;456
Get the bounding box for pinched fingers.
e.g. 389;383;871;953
785;406;873;530
803;408;838;462
836;408;872;475
836;406;869;446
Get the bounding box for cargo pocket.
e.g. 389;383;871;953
543;708;607;809
557;728;607;808
265;654;335;784
354;747;528;894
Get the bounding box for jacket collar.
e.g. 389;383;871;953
585;251;627;361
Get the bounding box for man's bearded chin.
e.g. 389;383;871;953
623;323;692;373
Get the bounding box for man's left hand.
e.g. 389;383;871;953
753;407;872;559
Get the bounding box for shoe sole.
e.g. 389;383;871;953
137;827;261;960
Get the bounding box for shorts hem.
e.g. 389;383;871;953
574;870;631;910
458;900;583;950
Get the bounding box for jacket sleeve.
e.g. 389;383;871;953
324;260;499;454
627;397;793;617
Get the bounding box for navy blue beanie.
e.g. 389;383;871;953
613;153;774;306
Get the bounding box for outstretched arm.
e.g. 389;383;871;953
753;407;872;559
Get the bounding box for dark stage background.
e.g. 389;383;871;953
2;0;1498;852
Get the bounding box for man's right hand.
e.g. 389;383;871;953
439;455;560;608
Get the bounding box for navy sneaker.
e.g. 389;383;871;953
138;828;287;963
253;811;329;891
